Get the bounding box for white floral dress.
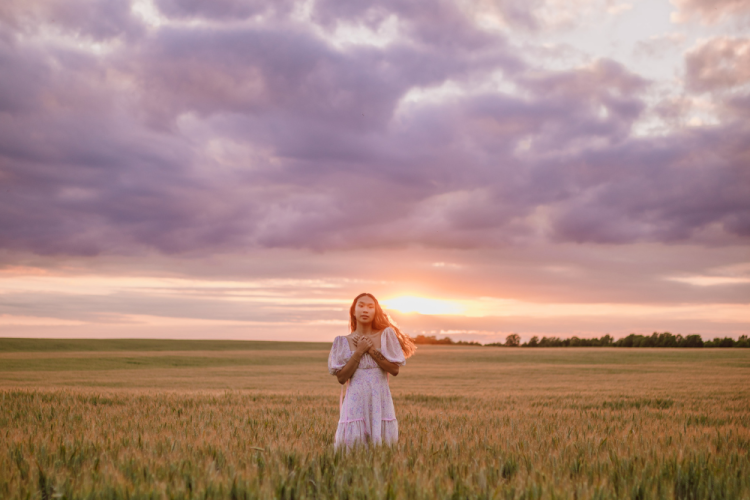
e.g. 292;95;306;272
328;327;406;449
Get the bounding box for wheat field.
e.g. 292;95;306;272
1;340;748;499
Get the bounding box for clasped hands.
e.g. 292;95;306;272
352;335;377;357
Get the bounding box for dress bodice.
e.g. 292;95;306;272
327;327;407;375
352;352;381;369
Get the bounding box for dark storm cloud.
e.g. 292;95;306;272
0;0;748;256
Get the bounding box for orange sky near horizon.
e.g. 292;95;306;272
1;243;747;343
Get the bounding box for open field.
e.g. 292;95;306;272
1;339;749;499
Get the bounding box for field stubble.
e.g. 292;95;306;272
0;343;748;499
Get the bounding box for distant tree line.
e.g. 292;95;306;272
412;332;749;348
411;335;482;346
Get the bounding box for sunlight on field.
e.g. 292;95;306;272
0;341;748;499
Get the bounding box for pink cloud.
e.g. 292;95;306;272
686;37;750;92
671;0;750;25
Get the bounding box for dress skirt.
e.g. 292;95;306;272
335;367;399;449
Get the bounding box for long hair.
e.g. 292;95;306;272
349;293;417;359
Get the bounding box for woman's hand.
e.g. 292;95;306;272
354;336;373;355
337;336;369;385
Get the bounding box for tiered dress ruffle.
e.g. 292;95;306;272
328;327;406;449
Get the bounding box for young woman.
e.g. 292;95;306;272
327;293;417;449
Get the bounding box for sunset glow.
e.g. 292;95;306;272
383;296;465;316
0;0;748;343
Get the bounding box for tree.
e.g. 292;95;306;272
681;334;704;348
706;337;736;348
412;335;481;346
615;334;642;347
654;332;678;347
527;336;539;347
505;334;520;347
539;336;563;347
640;335;656;348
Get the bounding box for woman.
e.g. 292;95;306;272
328;293;417;449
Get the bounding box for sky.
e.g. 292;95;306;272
0;0;748;343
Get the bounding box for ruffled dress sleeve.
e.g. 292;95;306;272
380;327;406;366
328;336;350;375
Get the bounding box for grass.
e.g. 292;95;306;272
0;340;748;499
0;354;320;372
0;338;329;352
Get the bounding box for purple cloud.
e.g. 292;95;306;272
0;0;748;257
0;0;143;40
153;0;295;21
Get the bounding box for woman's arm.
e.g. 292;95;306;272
335;337;372;385
367;347;400;376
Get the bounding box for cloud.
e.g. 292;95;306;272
310;0;535;41
550;115;750;242
2;244;748;341
685;37;750;92
633;33;686;59
670;0;750;25
0;0;748;258
0;0;144;41
152;0;295;21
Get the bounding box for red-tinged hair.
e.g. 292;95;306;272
349;293;417;358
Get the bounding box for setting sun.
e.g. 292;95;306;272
382;296;465;315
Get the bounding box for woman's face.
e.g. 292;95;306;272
354;295;377;326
